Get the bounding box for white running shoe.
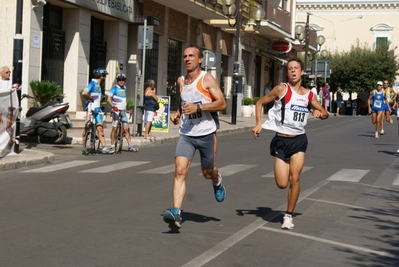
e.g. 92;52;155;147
380;129;384;135
375;133;379;139
281;214;294;230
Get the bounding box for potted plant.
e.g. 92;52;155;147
242;97;253;117
126;97;134;114
29;80;64;107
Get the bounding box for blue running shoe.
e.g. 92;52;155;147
163;208;182;229
213;173;225;202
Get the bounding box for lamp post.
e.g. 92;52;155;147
223;0;265;124
295;12;311;87
311;48;328;97
295;12;325;88
320;50;329;83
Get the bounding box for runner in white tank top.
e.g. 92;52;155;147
262;83;314;135
179;70;218;136
252;58;329;230
163;45;227;230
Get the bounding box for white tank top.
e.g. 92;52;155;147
262;83;313;135
179;71;217;136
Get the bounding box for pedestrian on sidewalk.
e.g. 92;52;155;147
107;73;138;152
81;68;112;154
162;45;226;230
335;87;344;116
322;82;330;113
252;58;328;230
143;79;158;141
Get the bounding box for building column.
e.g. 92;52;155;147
104;20;128;93
63;8;91;115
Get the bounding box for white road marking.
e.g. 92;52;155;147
327;169;369;182
305;198;370;210
80;161;150;173
262;166;313;178
260;226;399;259
181;180;330;267
21;160;97;173
216;164;257;176
139;163;200;174
392;173;399;186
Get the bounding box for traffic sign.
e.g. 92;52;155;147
201;50;216;70
138;25;153;49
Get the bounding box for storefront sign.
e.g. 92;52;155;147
63;0;135;22
152;96;170;133
271;40;292;54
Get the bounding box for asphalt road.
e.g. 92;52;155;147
1;115;398;267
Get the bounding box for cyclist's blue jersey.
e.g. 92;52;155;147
84;79;102;109
108;85;127;110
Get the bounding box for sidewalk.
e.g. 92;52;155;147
0;115;261;172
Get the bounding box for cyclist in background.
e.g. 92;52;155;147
107;74;138;152
81;68;112;154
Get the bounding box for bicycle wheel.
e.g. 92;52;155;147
93;123;101;154
83;129;92;155
115;122;123;153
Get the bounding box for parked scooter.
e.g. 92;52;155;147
20;94;73;144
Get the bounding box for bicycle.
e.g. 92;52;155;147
112;110;138;153
82;101;102;155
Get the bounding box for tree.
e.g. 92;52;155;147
330;40;398;96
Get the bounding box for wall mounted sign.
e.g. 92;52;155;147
271;40;292;54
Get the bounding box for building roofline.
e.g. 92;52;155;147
297;1;398;9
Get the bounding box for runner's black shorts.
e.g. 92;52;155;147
270;133;308;162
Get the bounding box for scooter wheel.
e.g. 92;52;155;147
40;125;67;144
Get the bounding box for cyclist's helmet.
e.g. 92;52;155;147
93;68;108;78
116;73;127;81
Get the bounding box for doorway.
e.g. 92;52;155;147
89;17;107;94
42;4;65;89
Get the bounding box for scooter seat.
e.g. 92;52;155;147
26;102;59;117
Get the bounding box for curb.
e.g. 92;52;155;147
68;126;252;147
0;149;55;172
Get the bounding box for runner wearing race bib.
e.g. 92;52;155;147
368;81;392;138
252;58;329;230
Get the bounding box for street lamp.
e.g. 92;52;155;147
223;0;265;124
295;12;325;87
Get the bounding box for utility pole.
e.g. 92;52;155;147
303;13;310;88
231;0;241;125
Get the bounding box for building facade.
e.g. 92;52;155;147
1;0;303;118
296;0;399;91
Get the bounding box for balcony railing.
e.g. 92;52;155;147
263;1;291;33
